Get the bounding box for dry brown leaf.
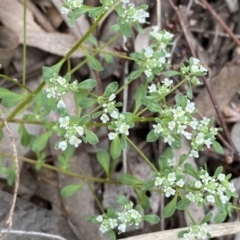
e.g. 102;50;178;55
0;0;84;57
195;65;240;119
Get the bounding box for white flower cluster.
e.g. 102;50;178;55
101;0;118;10
98;94;133;140
132;26;173;81
61;0;84;14
44;75;78;110
180;57;208;85
150;97;219;158
154;166;185;197
183;223;209;240
148;78;173;96
96;201;143;234
119;2;149;24
186;169;237;206
56;116;85;151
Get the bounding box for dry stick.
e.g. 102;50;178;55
167;0;240;160
0;109;20;240
156;0;161;29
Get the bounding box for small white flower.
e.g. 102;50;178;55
176;179;185;187
184;131;192;140
109;94;116;101
72;0;84;8
96;215;103;222
99;224;108;234
144;47;154;58
109;218;118;229
201;117;210;126
118;223;126;233
108;132;117;140
152;25;159;32
199;65;208;72
100;113;110;123
172;106;185;119
58;140;67;151
148;84;157;93
59;116;70;128
168;172;176;184
155;177;163;187
163;135;175;145
164;187;176;197
200;172;211;183
189;149;199;158
185;100;195;113
177;124;187;134
228;182;236;193
217;173;225;182
167;158;176;167
195;181;202;188
56;76;66;85
195;132;205;145
61;6;69;14
206;195;215;203
144;69;152;77
45;87;57;98
162;78;173;87
75;126;84;136
57;99;66;109
186;192;195;202
204;138;212;148
191;58;200;65
130;209;141;219
168;121;176;131
190;118;198;129
118;123;130;135
68;135;82;147
220;194;229;204
110;111;119;119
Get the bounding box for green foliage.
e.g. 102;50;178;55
0;87;26;107
163;194;177;218
97;149;110;176
86;54;104;71
61;183;84;197
143;214;160;224
110;135;121;159
30;131;52;153
176;198;191;210
118;174;143;186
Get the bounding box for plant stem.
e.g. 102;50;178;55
126;136;158;171
0;151;120;184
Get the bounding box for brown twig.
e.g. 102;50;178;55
167;0;240;160
0;108;20;240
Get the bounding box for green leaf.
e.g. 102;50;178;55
103;53;113;63
0;88;26;107
163;194;177;218
129;69;143;80
78;79;97;90
164;70;181;77
61;183;84;197
143;214;160;224
186;87;193;99
88;6;103;18
136;189;150;210
200;212;212;224
215;195;225;212
87;34;98;47
147;129;159;142
110;135;121;159
118;173;143;186
178;230;188;238
107;206;116;217
171;134;182;149
116;195;129;206
212;140;224;154
184;163;199;179
79;98;96;108
214;211;227;223
31;131;52;152
142;180;155;191
120;135;127;150
18;124;31;147
213;166;223;178
104;82;119;95
134;84;146;112
119;22;132;37
108;230;116;240
86;54;104;71
176;198;191;210
85;129;99;145
158;148;173;171
97;149;110;176
178;154;188;166
92;111;103;119
78;115;90;125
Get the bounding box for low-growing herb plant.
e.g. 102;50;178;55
0;1;239;240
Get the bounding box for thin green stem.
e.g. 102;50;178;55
126;136;158;171
0;74;33;93
230;205;240;210
22;0;27;87
0;151;119;184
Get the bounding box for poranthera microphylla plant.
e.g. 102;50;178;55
0;1;239;240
